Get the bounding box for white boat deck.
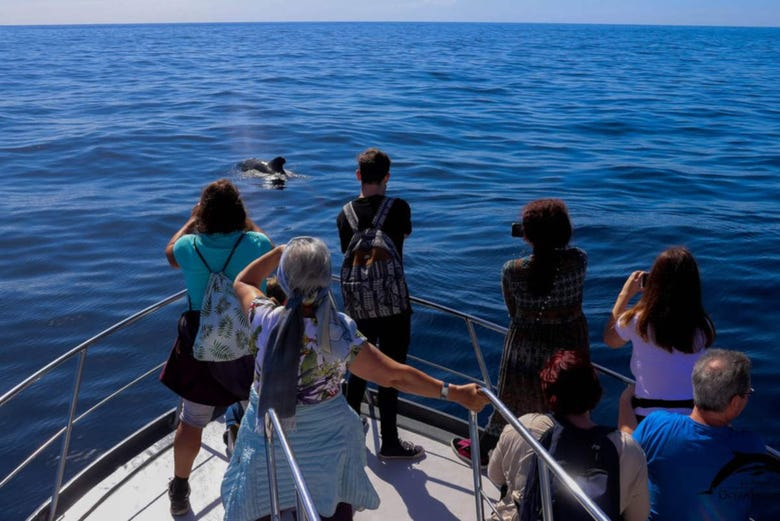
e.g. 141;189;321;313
61;412;499;520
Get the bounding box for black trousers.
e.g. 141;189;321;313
346;313;411;445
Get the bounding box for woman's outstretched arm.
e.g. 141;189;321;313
349;342;488;413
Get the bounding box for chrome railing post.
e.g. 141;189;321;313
47;348;88;521
468;411;485;521
465;319;493;390
538;460;554;521
264;414;282;521
264;409;320;521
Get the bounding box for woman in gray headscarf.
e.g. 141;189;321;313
221;237;487;521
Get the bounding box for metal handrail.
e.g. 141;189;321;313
2;285;776;520
0;290;187;521
0;290;187;407
471;388;612;521
405;292;633;387
264;409;321;521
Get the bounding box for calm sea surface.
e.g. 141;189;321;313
1;22;779;517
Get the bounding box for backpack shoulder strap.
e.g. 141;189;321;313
372;197;395;229
220;233;246;273
516;414;556;521
193;233;246;274
192;237;214;273
343;202;360;233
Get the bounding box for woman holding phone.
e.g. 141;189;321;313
603;246;715;429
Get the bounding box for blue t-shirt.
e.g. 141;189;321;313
633;410;766;520
173;231;273;309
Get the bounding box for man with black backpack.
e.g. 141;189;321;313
487;349;649;521
337;148;423;461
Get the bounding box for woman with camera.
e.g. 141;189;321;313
163;179;274;516
603;246;715;429
451;198;589;467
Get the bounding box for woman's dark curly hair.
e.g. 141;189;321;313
195;179;249;234
540;349;602;415
521;198;572;296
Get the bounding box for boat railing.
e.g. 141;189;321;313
264;408;321;521
403;293;635;389
0;289;188;521
468;388;611;521
2;287;777;519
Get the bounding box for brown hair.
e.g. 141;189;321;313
195;179;250;235
621;246;715;353
357;148;391;184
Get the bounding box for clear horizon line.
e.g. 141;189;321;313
2;20;779;29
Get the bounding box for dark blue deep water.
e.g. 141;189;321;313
1;22;779;517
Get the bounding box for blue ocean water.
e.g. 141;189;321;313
1;22;779;517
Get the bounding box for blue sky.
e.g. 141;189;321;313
1;0;779;27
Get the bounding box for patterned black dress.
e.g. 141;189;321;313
483;247;590;441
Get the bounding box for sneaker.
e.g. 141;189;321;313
168;478;191;516
378;440;425;461
450;437;488;469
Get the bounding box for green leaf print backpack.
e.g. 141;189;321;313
192;234;256;362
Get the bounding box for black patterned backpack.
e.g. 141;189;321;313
340;197;410;319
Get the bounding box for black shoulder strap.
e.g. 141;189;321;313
193;233;245;274
192;238;214;273
220;233;246;272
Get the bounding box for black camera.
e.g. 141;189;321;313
511;222;523;237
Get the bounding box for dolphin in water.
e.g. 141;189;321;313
239;156;289;175
237;156;295;188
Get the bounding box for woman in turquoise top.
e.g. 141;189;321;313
222;237;488;521
164;179;273;516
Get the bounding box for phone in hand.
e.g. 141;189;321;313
639;272;648;288
511;222;523;237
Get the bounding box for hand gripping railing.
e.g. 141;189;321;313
469;387;612;521
263;409;321;521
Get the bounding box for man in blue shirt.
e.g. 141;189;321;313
633;349;770;520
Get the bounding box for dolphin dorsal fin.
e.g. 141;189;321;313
267;156;286;173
